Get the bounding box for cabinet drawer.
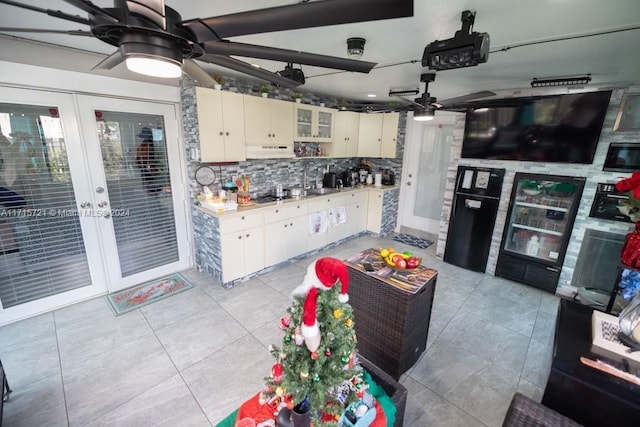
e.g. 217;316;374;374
346;190;368;205
219;212;264;235
264;202;308;223
308;194;346;213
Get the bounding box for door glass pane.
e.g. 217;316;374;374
318;111;332;138
95;111;178;276
296;108;312;137
415;124;453;220
0;104;90;308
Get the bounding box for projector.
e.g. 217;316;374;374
277;65;306;84
422;31;490;71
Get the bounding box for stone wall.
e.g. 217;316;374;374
437;85;640;297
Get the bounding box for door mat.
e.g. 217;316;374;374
393;233;434;249
105;273;194;316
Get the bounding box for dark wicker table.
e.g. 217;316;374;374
345;248;437;380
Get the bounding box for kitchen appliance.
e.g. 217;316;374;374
381;169;395;185
495;173;585;293
323;172;338;188
443;166;505;272
589;183;633;223
341;170;359;188
603;142;640;173
359;169;369;184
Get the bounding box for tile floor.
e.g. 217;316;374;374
0;233;560;426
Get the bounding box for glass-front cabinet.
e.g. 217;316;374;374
294;105;334;143
496;173;585;292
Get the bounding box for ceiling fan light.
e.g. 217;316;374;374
125;56;182;78
414;108;435;121
347;37;366;57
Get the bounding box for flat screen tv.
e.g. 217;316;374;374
461;90;612;163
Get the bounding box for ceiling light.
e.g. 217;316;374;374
389;89;419;97
347;37;366;57
414;108;435;121
422;10;489;71
367;93;377;98
120;33;183;78
531;75;592;87
125;57;182;78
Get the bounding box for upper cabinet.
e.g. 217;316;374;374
196;87;246;162
295;105;335;143
244;95;294;147
332;111;360;158
357;112;399;158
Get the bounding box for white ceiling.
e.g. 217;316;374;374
0;0;639;103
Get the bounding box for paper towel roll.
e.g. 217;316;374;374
374;173;382;187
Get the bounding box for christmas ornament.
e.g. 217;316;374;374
313;374;320;382
280;316;291;330
290;257;350;352
333;308;343;319
345;319;353;328
294;327;304;346
271;363;283;382
284;335;292;343
325;349;332;356
300;370;310;380
327;332;335;341
311;351;319;360
258;393;267;405
276;386;285;397
341;355;350;364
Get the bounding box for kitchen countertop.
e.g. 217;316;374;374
195;184;400;218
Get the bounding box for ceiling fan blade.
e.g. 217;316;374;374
62;0;119;23
123;0;166;30
183;59;218;88
0;0;91;25
200;54;300;88
203;41;376;73
181;0;413;42
399;96;427;109
92;50;124;70
433;91;496;108
0;27;93;36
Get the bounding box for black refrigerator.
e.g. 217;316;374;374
444;166;505;272
495;173;585;293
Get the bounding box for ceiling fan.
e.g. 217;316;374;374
0;0;414;88
336;72;497;119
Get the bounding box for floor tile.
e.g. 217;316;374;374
520;337;553;389
141;286;218;330
2;372;68;427
516;377;545;402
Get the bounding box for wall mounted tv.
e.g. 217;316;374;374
461;90;612;163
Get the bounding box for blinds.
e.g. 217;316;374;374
0;103;91;308
97;111;178;277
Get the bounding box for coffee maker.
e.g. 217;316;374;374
341;169;359;187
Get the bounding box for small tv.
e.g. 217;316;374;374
461;90;612;163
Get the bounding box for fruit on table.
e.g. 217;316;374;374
395;258;407;269
379;248;420;269
406;256;420;269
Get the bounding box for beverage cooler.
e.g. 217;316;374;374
495;173;585;293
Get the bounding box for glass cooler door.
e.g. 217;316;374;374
503;175;582;265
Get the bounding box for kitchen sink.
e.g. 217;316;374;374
306;187;339;196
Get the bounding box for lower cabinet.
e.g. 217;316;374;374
346;191;369;236
219;212;265;283
264;202;308;266
307;194;346;251
367;189;384;234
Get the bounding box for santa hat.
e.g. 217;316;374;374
293;257;349;352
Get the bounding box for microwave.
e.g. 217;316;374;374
589;183;633;223
603;142;640;173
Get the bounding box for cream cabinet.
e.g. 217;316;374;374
264;202;308;266
307;194;346;250
196;87;246;162
366;189;384;234
345;191;369;236
219;212;265;283
295;105;335;143
244;96;294;148
357;112;399;158
332;111;360;158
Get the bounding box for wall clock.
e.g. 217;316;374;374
195;166;216;186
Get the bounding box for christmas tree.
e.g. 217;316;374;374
261;258;366;426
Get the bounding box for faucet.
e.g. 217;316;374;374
303;161;317;190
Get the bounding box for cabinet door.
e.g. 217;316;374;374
196;87;225;162
358;113;383;157
380;112;399;158
288;214;308;258
316;107;334;142
270;99;294;145
265;219;289;266
221;231;246;282
221;91;246;161
244;95;271;145
345;112;360;157
243;226;265;275
332;112;348;158
367;189;384;233
295;105;314;141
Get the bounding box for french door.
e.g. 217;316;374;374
399;112;457;235
0;88;189;324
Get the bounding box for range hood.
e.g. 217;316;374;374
245;144;294;159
